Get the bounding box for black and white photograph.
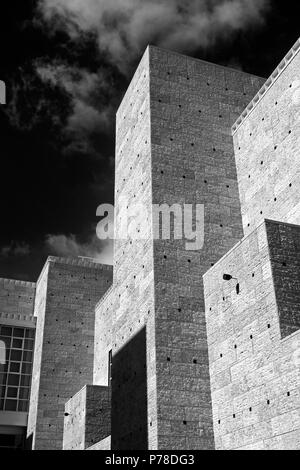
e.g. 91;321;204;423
0;0;299;455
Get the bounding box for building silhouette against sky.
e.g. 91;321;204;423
0;38;299;450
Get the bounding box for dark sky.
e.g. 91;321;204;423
0;0;299;282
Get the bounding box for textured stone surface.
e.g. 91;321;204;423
0;278;36;322
233;38;300;235
86;435;111;450
27;257;112;450
63;384;110;450
266;221;300;338
92;45;265;450
203;219;300;450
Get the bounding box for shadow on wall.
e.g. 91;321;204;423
111;326;148;450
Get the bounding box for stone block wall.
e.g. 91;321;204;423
203;219;300;449
93;287;114;386
103;45;265;450
149;46;265;450
27;257;112;450
0;278;36;321
63;384;110;450
112;46;157;449
266;221;300;338
232;38;300;235
86;435;111;450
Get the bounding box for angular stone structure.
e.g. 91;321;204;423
232;38;300;234
203;220;300;449
2;38;300;451
204;38;300;450
63;385;110;450
27;257;112;450
93;45;264;450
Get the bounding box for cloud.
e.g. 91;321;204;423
0;242;30;258
35;63;115;152
38;0;270;73
45;233;113;265
33;0;270;151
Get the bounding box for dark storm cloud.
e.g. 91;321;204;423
35;0;271;142
35;62;115;154
38;0;271;72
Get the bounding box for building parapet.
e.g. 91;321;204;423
0;311;36;328
232;37;300;135
36;255;113;285
0;277;36;289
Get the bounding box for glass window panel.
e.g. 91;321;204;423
13;328;24;338
0;372;7;385
0;381;7;398
9;362;20;373
20;375;31;387
22;350;32;362
21;363;32;375
10;350;22;361
12;338;23;349
7;387;18;398
0;361;9;373
18;400;28;412
0;327;12;336
25;329;35;339
0;335;11;348
7;374;20;386
19;387;29;400
5;399;17;411
24;339;34;350
0;398;4;410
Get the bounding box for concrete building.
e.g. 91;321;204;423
0;278;36;449
0;38;299;450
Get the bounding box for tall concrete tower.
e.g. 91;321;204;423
93;46;264;450
27;257;112;449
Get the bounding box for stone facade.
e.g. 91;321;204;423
91;45;265;450
2;39;300;451
27;257;112;450
232;38;300;235
0;278;36;322
203;220;300;449
203;38;300;450
63;385;110;450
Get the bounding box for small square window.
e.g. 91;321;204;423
0;327;12;336
24;339;34;350
7;387;18;398
18;400;28;412
22;350;33;362
10;350;22;361
25;329;35;339
19;387;29;400
20;375;31;387
13;328;24;338
21;363;32;375
8;374;20;386
9;362;21;373
5;399;17;411
12;338;23;349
